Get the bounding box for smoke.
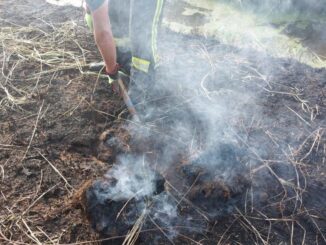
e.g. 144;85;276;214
226;0;326;15
101;155;161;201
87;0;326;242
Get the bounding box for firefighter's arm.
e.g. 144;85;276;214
90;0;118;74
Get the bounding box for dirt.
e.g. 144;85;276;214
1;0;326;245
0;0;125;243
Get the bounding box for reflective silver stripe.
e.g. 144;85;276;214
152;0;164;64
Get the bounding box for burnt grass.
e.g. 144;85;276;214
1;1;326;244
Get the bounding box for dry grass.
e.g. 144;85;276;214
1;3;325;245
0;14;104;244
0;17;104;111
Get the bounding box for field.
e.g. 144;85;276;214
0;1;325;244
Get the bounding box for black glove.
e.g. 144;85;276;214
106;63;120;84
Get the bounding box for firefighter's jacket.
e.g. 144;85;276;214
85;0;164;74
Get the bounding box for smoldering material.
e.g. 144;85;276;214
101;155;162;201
85;0;325;242
86;159;166;235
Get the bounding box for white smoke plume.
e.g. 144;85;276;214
86;0;326;242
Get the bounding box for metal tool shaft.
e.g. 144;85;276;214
117;78;140;122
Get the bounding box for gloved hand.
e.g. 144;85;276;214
106;64;121;94
88;62;128;95
106;63;120;84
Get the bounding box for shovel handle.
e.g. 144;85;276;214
117;78;136;115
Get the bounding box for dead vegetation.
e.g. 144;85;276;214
1;1;326;245
0;1;121;244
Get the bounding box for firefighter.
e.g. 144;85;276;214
85;0;164;103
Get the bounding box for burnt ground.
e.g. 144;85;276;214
0;0;126;243
1;0;326;245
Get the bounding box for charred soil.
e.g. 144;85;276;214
1;1;326;245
